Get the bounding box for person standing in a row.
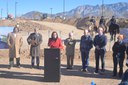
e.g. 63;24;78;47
112;35;126;78
80;29;93;72
94;27;107;73
7;26;23;69
64;32;76;69
48;31;63;49
27;28;42;69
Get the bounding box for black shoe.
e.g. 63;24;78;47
17;65;20;68
67;67;70;69
31;65;34;69
81;69;88;72
16;65;21;68
37;66;39;69
94;70;99;73
8;66;11;69
119;74;122;78
112;74;116;77
101;69;105;72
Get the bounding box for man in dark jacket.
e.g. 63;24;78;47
112;35;126;78
80;29;93;72
99;16;105;26
90;16;96;25
110;16;116;24
27;28;42;69
94;27;107;73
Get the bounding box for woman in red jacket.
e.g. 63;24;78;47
48;31;63;49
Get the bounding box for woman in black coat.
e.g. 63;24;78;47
112;35;126;78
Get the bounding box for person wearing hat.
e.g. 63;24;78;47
27;28;42;69
90;16;96;25
7;26;23;69
112;34;126;78
80;29;93;72
99;16;106;26
94;27;107;73
64;32;76;69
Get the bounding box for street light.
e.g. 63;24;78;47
63;0;65;19
15;1;18;18
1;8;3;19
50;8;53;18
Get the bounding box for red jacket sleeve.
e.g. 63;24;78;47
58;38;63;49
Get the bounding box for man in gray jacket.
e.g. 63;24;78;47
27;28;42;69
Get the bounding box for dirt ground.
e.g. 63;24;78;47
0;19;127;85
0;50;127;85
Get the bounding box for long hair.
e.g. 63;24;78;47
51;31;58;39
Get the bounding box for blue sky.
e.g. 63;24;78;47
0;27;13;36
0;0;127;17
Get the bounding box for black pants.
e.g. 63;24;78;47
9;57;20;67
95;49;106;71
31;56;40;66
113;54;125;77
110;31;116;41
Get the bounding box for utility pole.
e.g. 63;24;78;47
50;8;53;18
15;1;18;18
7;0;8;17
102;0;104;16
1;8;3;19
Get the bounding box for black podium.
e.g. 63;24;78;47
44;48;61;82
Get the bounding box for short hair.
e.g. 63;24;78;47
13;27;19;32
69;32;73;36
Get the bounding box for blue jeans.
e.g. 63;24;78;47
81;50;90;70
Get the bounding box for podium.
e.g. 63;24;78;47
44;48;61;82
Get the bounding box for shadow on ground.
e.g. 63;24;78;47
61;64;121;80
0;64;121;83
